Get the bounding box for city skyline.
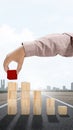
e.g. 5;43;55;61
0;78;73;90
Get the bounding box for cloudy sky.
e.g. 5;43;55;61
0;0;73;89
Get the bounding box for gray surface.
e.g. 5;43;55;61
0;95;73;130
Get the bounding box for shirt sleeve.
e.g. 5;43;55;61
23;33;73;57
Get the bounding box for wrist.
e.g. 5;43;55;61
20;45;25;57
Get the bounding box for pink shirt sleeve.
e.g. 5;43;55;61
23;33;73;57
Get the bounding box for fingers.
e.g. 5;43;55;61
3;62;9;72
17;54;24;73
17;62;23;74
17;64;22;74
3;58;22;74
3;56;24;74
3;56;10;72
3;47;25;74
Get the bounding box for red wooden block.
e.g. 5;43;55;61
7;70;17;80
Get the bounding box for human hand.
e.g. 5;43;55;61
3;46;25;74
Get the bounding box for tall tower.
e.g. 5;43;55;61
63;85;66;90
71;82;73;90
1;79;5;90
47;86;51;90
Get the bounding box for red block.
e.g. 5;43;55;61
7;70;17;80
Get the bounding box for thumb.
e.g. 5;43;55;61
17;61;23;74
17;62;22;74
17;56;24;74
3;59;10;72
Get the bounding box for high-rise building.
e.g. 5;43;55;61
53;87;56;90
52;87;60;91
47;86;51;90
0;79;5;91
71;82;73;90
63;86;66;90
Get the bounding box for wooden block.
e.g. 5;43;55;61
21;82;30;91
33;91;42;115
8;91;17;99
46;98;55;115
33;91;41;99
46;98;55;107
8;82;17;91
58;106;67;115
8;100;17;115
33;99;42;115
21;99;30;115
21;91;30;99
26;82;30;91
46;106;55;115
7;70;17;80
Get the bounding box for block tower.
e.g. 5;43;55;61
33;90;42;115
21;82;30;115
8;82;17;115
46;98;55;115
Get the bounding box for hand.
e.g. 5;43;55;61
3;46;25;73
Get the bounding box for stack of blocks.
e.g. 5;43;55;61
58;106;67;115
21;82;30;115
33;91;42;115
7;82;68;116
8;82;17;115
46;98;55;115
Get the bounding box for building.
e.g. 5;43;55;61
71;82;73;90
63;85;66;90
53;87;56;90
47;86;51;90
53;87;60;91
0;79;5;91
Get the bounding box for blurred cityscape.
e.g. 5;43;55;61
0;79;73;92
46;82;73;92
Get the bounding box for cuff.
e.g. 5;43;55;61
22;41;37;57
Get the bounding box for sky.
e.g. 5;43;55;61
0;0;73;89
